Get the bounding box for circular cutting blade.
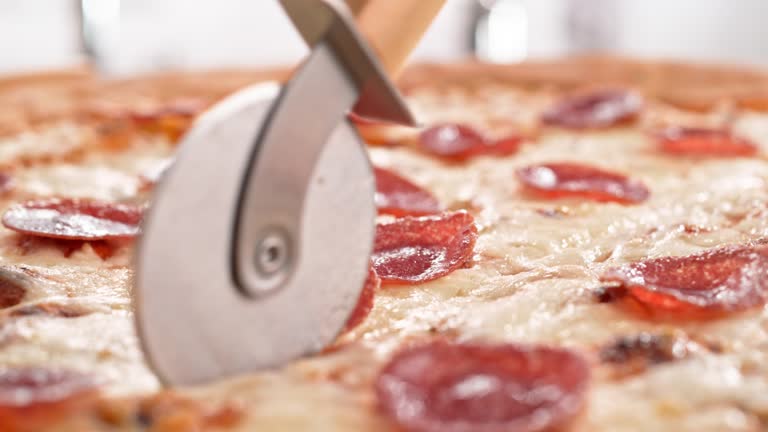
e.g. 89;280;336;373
134;83;375;386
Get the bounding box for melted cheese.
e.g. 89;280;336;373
16;164;141;200
0;123;94;165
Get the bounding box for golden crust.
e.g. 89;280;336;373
399;56;768;111
0;68;290;137
1;56;766;136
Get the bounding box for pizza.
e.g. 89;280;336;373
1;56;768;431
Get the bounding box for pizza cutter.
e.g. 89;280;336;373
134;0;444;386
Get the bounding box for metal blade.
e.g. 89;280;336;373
280;0;416;126
134;44;375;385
135;0;400;386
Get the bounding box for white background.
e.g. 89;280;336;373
0;0;766;75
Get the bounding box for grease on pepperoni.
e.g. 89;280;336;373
3;198;143;241
516;162;650;204
655;127;758;157
375;167;441;217
343;265;380;332
373;211;477;284
601;244;768;319
418;124;521;161
542;89;642;129
376;341;590;432
0;368;100;431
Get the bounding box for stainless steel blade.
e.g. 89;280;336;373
280;0;416;126
134;0;411;386
135;47;375;385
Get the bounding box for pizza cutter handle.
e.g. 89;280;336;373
346;0;447;77
280;0;412;125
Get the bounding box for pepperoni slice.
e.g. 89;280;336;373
375;167;441;217
542;89;642;129
376;341;590;432
516;162;650;204
418;124;521;162
373;211;477;284
0;368;99;431
2;199;143;241
655;127;758;157
601;244;768;319
343;265;380;332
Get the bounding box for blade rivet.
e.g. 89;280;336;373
255;230;291;276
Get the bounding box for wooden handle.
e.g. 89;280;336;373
344;0;369;15
347;0;446;77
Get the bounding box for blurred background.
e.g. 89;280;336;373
1;0;767;76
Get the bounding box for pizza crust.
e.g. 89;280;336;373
400;55;768;111
1;55;765;136
0;57;768;431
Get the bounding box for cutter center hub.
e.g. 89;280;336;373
244;227;293;297
257;231;289;274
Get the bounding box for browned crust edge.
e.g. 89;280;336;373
399;55;768;111
4;56;767;106
0;55;766;137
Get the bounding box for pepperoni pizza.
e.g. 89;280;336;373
1;57;768;431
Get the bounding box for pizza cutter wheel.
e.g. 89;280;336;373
134;0;416;386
